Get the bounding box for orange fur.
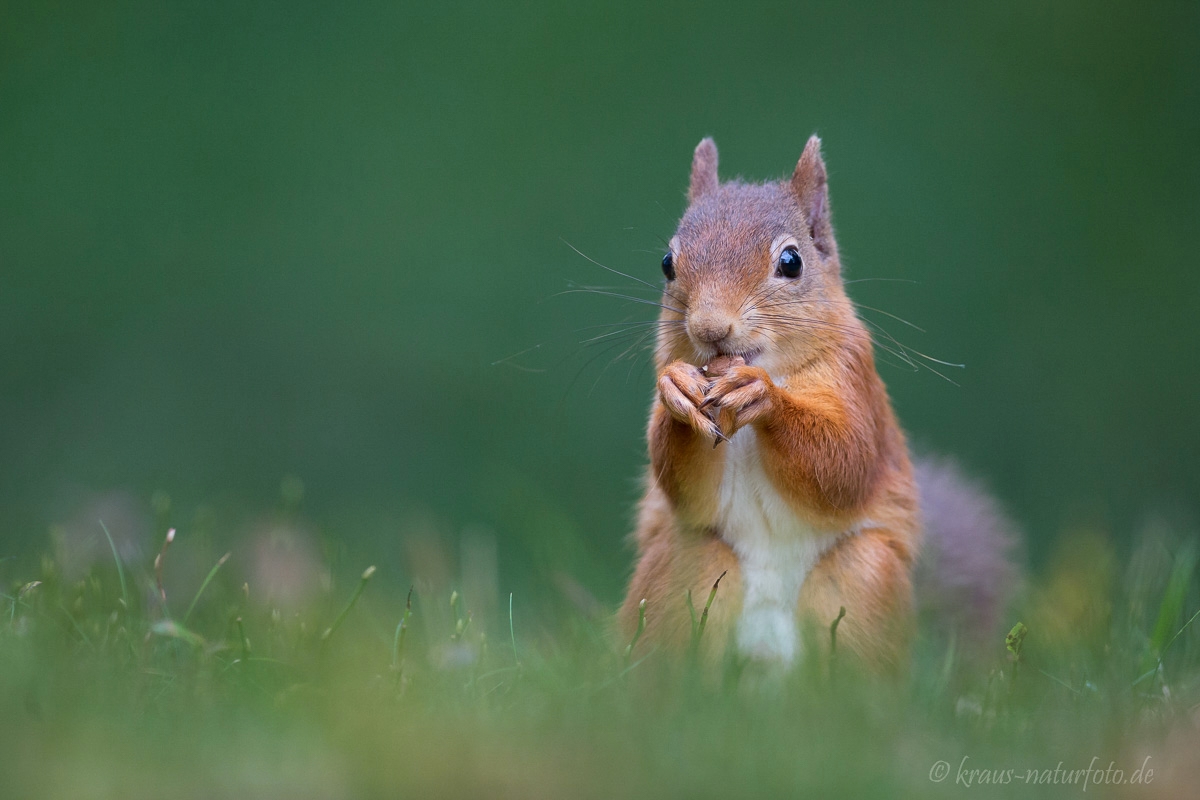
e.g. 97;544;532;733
619;136;920;672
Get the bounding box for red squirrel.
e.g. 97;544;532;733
619;136;1019;670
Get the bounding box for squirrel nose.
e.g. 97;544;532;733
689;316;733;345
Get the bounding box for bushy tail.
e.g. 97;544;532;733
913;455;1024;647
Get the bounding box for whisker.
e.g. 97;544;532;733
563;281;659;293
587;328;658;395
554;288;684;315
577;324;671;346
739;280;791;314
652;200;680;232
750;314;960;379
851;303;925;333
751;313;877;340
851;316;964;368
561;342;626;400
491;342;548;372
561;331;650;400
561;239;687;308
748;290;963;382
851;319;962;384
758;294;927;334
758;324;918;374
575;319;684;332
751;317;911;361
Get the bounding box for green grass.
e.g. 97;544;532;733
1;522;1198;799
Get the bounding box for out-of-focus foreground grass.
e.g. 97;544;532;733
1;510;1198;799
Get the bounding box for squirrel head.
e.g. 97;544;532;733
657;135;859;375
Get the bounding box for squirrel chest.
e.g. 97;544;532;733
715;424;844;665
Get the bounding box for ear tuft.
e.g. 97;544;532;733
790;134;834;257
688;137;719;203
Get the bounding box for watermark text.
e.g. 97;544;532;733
929;756;1155;790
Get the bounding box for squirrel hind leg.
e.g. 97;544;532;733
913;454;1025;649
800;529;917;673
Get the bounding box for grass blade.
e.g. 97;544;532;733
392;587;414;689
154;528;176;616
150;618;205;648
830;606;847;656
685;589;697;637
509;592;520;667
98;520;129;610
624;598;646;665
183;552;231;623
1141;541;1197;674
696;570;727;642
321;565;376;643
1133;604;1200;687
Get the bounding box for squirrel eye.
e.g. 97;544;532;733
661;252;676;281
778;246;803;279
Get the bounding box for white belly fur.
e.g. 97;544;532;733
717;426;843;665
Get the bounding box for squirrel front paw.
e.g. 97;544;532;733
700;365;777;439
657;361;724;443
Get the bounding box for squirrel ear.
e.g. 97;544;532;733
790;135;834;257
688;138;719;203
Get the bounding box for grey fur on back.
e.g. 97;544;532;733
914;454;1023;645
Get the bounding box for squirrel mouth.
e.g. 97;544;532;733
714;347;760;365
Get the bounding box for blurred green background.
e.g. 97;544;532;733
1;0;1197;599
